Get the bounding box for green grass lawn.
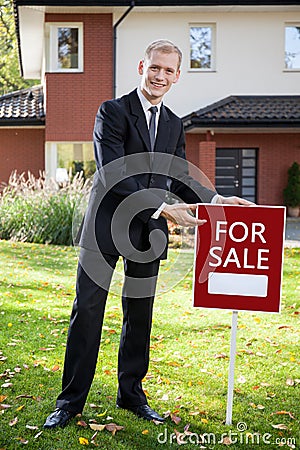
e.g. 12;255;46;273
0;240;299;449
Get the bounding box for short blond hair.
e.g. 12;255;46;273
144;40;182;69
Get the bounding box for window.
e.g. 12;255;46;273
47;23;83;72
285;24;300;70
46;143;95;181
189;24;215;70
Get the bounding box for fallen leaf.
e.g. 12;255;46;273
201;418;209;424
267;392;276;398
237;376;246;384
77;420;88;427
214;353;227;359
0;404;12;410
257;405;265;410
152;419;164;425
271;411;296;420
174;429;185;445
1;383;13;388
0;396;7;402
271;424;289;430
16;395;35;400
89;403;101;409
91;431;98;443
9;417;18;426
34;431;43;439
89;424;106;431
16;405;25;412
26;425;39;430
286;378;295;386
51;365;60;372
170;412;181;425
79;437;89;445
105;423;124;436
221;436;232;445
142;429;149;434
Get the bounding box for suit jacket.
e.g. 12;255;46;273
78;89;216;260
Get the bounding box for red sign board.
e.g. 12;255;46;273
193;205;285;313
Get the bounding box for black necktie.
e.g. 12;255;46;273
148;106;158;151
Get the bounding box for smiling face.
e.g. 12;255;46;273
138;49;181;105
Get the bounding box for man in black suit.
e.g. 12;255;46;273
44;40;251;429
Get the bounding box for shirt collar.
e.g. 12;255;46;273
137;87;162;115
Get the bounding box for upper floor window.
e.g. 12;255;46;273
285;24;300;70
190;24;216;70
46;23;83;72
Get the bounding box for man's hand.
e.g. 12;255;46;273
161;203;207;227
217;195;254;206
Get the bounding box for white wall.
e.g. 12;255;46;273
19;6;44;79
115;11;300;117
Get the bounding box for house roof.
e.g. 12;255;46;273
13;1;300;5
0;86;45;126
13;0;300;79
182;96;300;130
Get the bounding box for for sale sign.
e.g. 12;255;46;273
193;205;285;313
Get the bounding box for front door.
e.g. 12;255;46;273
215;148;257;203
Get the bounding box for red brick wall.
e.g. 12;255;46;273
186;132;300;206
0;128;45;183
45;13;113;142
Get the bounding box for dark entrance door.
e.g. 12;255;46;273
215;148;257;203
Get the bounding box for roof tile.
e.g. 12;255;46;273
183;95;300;129
0;85;45;125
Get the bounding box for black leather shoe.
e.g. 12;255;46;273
117;404;165;422
43;408;77;429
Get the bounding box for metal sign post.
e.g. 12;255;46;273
225;310;239;425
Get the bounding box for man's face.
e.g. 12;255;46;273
138;50;180;104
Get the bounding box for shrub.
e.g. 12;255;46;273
0;171;91;245
283;161;300;207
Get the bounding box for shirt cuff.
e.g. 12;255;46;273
211;194;222;204
151;202;167;219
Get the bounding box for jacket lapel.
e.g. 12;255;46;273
128;90;151;152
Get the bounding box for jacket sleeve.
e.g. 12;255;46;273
169;119;217;203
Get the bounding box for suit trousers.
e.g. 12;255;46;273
56;248;160;413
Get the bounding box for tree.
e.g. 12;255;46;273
0;0;39;95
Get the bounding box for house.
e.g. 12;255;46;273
1;0;300;207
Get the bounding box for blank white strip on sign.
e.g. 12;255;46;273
208;272;268;297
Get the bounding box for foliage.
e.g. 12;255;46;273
0;171;91;245
283;161;300;207
0;0;39;95
0;241;299;449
